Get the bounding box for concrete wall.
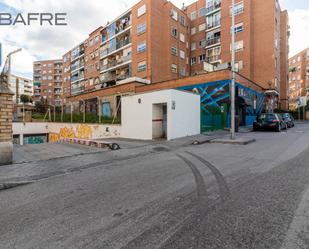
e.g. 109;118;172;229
13;122;121;144
121;89;200;140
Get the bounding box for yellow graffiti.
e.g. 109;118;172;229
59;127;76;139
48;124;93;143
49;133;60;143
76;124;93;139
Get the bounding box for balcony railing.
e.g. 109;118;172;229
101;55;132;71
71;50;85;61
206;2;221;14
71;62;85;71
206;37;221;46
206;55;221;63
100;38;132;58
207;20;221;29
71;74;84;83
116;73;131;81
71;86;85;95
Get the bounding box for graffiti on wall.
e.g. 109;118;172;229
49;124;93;143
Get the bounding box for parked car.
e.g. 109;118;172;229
253;113;287;132
282;113;295;128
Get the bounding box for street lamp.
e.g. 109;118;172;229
6;48;22;92
230;0;236;140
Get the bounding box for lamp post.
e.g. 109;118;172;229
230;0;236;140
6;48;22;93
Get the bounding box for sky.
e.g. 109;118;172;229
0;0;308;79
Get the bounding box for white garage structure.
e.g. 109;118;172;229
121;89;200;140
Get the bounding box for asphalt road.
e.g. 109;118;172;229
1;123;309;249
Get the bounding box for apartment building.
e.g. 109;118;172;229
33;59;63;106
8;74;33;103
288;48;309;109
186;0;289;109
36;0;288;115
61;0;190;100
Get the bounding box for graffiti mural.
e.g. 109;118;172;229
179;80;265;131
49;124;93;143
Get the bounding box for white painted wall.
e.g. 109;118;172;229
13;122;121;145
121;89;200;140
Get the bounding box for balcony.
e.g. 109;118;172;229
71;74;84;83
100;55;132;72
207;20;221;30
100;38;132;59
206;2;221;15
206;37;221;47
71;50;85;62
71;62;85;72
54;91;62;95
71;86;85;95
116;73;131;81
206;55;221;63
101;13;132;44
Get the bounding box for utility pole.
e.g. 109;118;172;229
230;0;236;140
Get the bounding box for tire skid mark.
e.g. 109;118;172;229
176;154;208;202
185;151;231;202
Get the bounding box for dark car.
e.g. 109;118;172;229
282;113;295;128
253;113;287;132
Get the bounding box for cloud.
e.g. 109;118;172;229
288;8;309;56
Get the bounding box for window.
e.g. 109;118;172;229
297;56;301;62
199;54;206;62
180;67;186;76
200;39;206;48
171;46;178;56
191;11;197;21
138;4;146;17
191;42;196;51
235;61;243;71
171;27;178;37
231;2;244;16
171;9;178;21
138;61;147;72
171;64;178;73
180;50;185;59
199;23;206;31
231;41;244;52
199;7;206;17
137;41;146;53
180;16;185;26
234;23;243;33
137;23;147;35
206;12;221;28
191;27;196;35
180;33;185;42
235;40;244;51
191;57;197;65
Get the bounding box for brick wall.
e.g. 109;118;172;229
0;92;13;142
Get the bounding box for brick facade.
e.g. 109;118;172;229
0;86;14;165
